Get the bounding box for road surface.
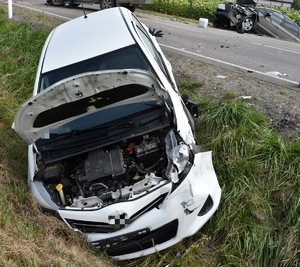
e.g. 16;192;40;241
4;0;300;89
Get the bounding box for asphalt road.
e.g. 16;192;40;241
5;0;300;89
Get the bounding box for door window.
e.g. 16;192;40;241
270;12;284;26
282;18;299;37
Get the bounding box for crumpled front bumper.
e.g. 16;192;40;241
57;151;221;260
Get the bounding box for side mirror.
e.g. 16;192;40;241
183;97;199;118
264;13;271;18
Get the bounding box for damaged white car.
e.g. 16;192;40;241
13;7;221;260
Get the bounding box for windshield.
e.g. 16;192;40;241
39;45;154;92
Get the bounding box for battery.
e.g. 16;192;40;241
135;139;160;169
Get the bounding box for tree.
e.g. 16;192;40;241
292;0;300;10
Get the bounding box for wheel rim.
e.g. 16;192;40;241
242;18;253;31
101;0;113;9
52;0;64;5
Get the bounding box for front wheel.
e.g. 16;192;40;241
47;0;65;6
241;17;254;33
99;0;116;9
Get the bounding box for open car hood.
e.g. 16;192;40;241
13;70;168;145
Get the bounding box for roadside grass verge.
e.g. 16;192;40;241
194;96;300;267
0;7;110;267
0;6;299;267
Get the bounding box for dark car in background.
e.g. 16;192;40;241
213;3;259;33
213;2;300;42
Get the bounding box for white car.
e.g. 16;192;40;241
13;7;221;260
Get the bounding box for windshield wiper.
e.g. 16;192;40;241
45;120;134;141
38;122;134;151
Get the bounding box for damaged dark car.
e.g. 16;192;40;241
214;0;300;42
213;1;259;33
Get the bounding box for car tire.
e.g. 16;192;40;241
241;17;254;33
99;0;116;9
127;5;136;12
47;0;65;6
213;18;222;28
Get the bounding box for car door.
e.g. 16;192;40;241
269;11;298;40
264;11;286;38
281;17;300;40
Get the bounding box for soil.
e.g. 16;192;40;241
6;5;300;138
167;52;300;137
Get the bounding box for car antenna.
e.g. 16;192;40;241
81;4;88;19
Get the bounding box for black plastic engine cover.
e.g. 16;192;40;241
84;147;126;182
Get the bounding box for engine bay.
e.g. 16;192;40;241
37;130;186;209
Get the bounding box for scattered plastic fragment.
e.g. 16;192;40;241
240;96;252;99
266;71;290;77
217;75;226;79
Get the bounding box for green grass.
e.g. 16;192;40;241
0;5;299;267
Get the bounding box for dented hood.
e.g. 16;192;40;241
13;70;169;145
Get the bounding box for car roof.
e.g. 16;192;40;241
42;7;136;74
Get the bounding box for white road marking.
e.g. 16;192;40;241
160;43;299;85
11;4;299;86
13;3;71;21
251;42;300;55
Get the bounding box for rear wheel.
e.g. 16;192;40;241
47;0;65;6
242;17;254;33
99;0;116;9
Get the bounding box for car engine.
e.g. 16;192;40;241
39;131;176;209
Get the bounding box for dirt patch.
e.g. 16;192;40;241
167;53;300;137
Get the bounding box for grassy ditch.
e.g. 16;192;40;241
0;6;299;267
